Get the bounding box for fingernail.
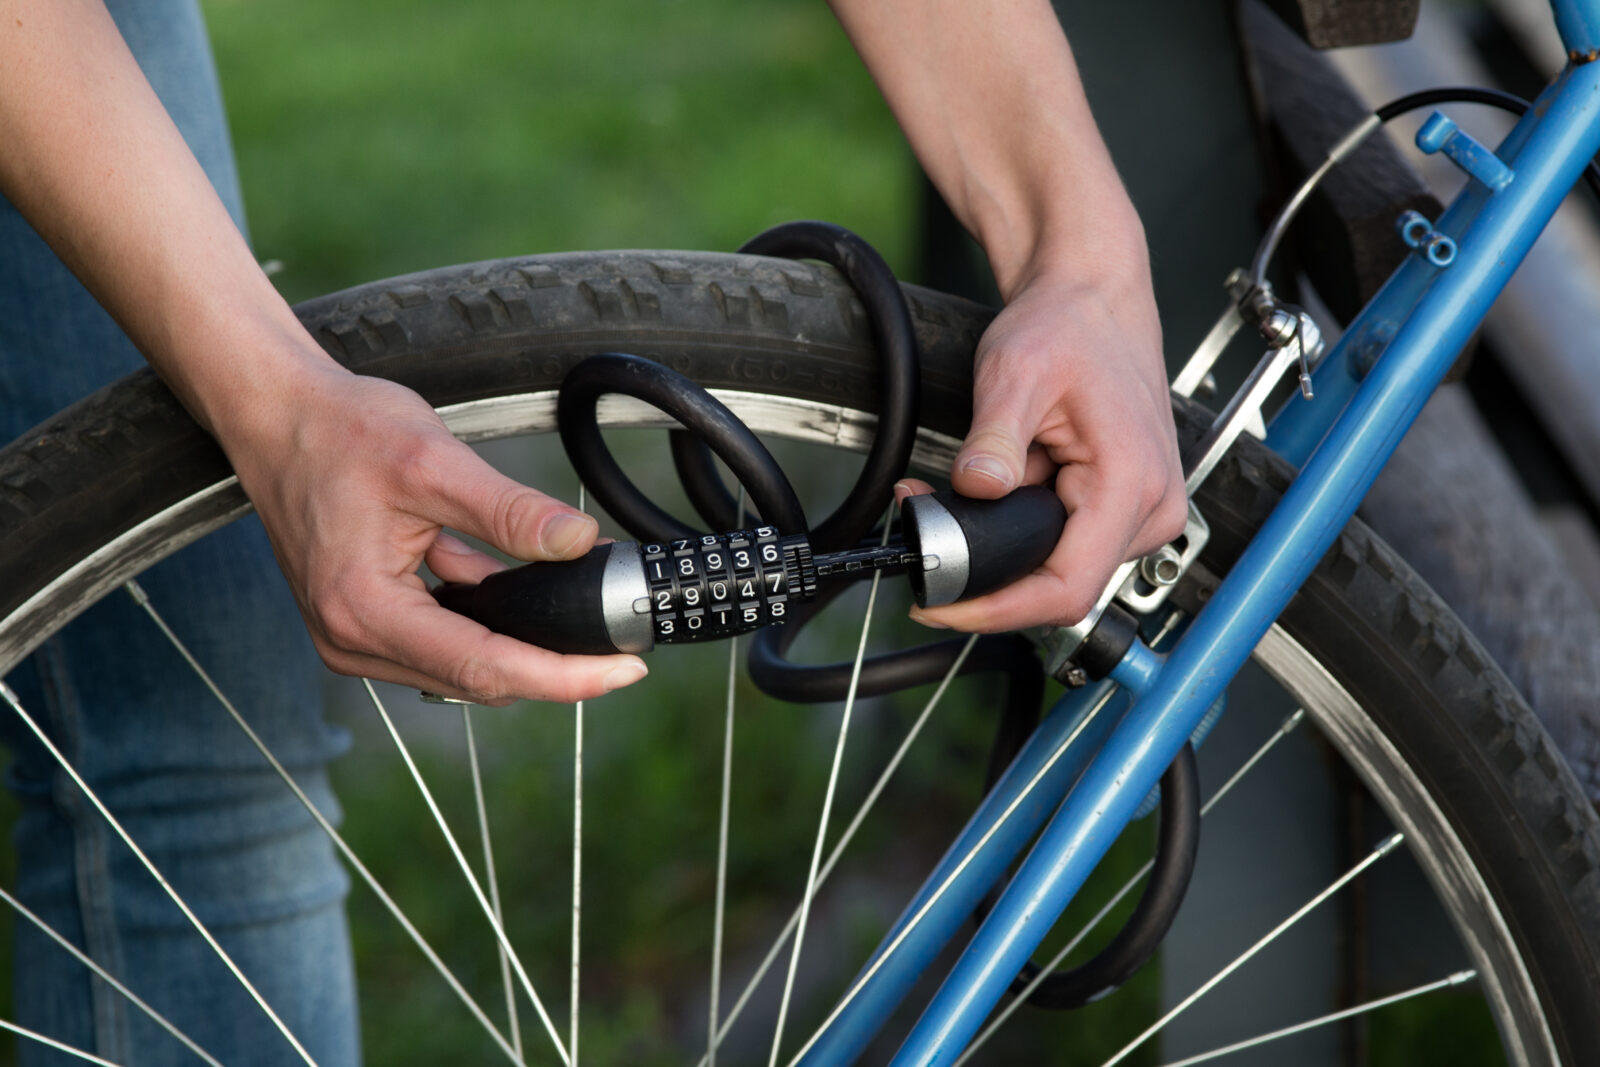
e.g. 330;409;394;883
433;532;476;556
604;660;649;692
908;609;951;630
542;512;597;557
960;454;1012;487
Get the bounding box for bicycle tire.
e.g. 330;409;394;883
0;249;1595;1064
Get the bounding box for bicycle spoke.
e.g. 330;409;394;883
464;706;524;1060
706;631;740;1067
1100;832;1407;1067
0;886;224;1067
767;507;894;1067
699;632;978;1067
0;675;320;1067
570;692;583;1067
122;582;529;1067
0;1019;125;1067
571;484;586;1067
785;684;1122;1067
361;679;562;1063
1196;709;1306;816
1158;970;1477;1067
707;487;746;1067
954;707;1308;1065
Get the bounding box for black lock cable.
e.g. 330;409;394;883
558;351;808;542
973;740;1200;1011
669;220;922;553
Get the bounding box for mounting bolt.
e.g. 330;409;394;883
1259;307;1298;346
1058;665;1090;689
1140;545;1183;588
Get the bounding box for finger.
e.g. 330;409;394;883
914;452;1052;501
1126;488;1189;560
417;441;598;562
951;389;1045;501
325;639;648;705
915;479;1139;632
910;567;1084;633
909;505;1124;633
1022;444;1057;486
425;532;510;585
893;477;936;506
1054;445;1188;561
1134;455;1190;558
320;588;649;704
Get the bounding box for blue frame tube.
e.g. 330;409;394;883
888;58;1600;1066
1554;0;1600;53
795;681;1130;1066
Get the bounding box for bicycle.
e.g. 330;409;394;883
3;3;1600;1067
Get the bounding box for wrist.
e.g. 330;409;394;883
159;300;351;461
989;190;1151;305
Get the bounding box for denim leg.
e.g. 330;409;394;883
0;2;357;1063
8;574;356;1067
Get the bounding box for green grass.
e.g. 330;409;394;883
204;0;916;303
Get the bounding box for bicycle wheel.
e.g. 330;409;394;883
0;249;1594;1066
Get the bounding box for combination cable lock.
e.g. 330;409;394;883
431;481;1066;657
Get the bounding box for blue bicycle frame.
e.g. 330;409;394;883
787;2;1600;1063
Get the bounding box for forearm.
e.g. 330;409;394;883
827;0;1144;297
0;2;648;701
0;0;338;447
833;1;1185;627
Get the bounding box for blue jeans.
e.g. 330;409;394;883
0;2;357;1063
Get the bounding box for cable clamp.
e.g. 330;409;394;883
1416;110;1515;192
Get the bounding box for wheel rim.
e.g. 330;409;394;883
1255;623;1554;1066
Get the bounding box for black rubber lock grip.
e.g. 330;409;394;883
433;543;623;655
902;486;1066;606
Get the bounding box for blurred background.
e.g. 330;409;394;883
215;0;915;304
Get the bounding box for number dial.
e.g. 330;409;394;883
642;527;815;644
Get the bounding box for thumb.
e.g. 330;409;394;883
952;397;1033;500
422;442;598;562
